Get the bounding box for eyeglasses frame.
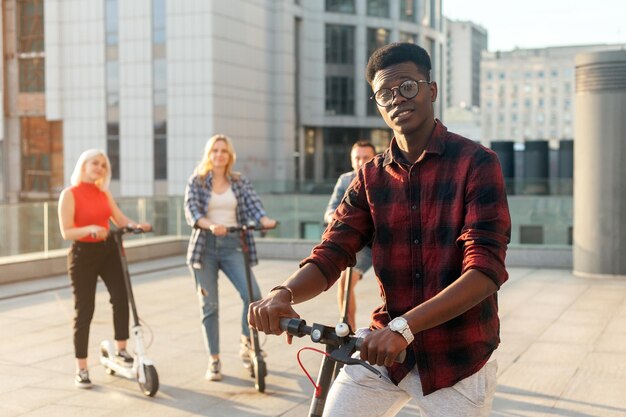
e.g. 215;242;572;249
370;79;432;107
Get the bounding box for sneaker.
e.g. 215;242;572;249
75;369;93;389
206;360;222;381
115;349;134;367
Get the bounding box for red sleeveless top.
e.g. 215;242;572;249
70;182;112;242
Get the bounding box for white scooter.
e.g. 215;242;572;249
99;226;159;397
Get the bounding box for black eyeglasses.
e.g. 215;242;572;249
370;79;431;107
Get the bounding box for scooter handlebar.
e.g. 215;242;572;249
226;221;280;233
113;226;150;236
278;318;407;363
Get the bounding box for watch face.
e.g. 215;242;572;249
390;317;407;331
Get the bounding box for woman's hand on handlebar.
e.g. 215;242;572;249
259;216;277;230
248;291;299;343
209;224;228;236
88;225;109;240
360;327;410;367
131;222;152;232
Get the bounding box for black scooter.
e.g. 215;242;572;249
227;221;277;393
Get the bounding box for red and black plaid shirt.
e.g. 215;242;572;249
302;120;511;395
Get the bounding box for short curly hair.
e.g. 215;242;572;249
365;42;432;85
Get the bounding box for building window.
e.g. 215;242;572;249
154;122;167;179
421;0;431;26
400;0;416;22
152;0;167;181
18;0;44;52
325;25;355;64
325;77;354;115
325;0;355;13
105;61;119;106
369;129;391;151
20;117;63;194
19;58;44;92
17;0;45;93
366;83;378;116
105;0;120;180
367;0;389;17
105;0;119;44
399;32;418;44
367;28;389;61
304;128;316;181
520;225;543;244
152;0;166;45
107;135;120;180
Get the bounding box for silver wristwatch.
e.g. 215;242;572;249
388;317;414;344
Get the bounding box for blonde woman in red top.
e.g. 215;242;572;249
58;149;151;388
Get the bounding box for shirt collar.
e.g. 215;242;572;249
383;119;447;167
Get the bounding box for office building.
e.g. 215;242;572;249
0;0;444;202
445;19;487;109
481;43;626;147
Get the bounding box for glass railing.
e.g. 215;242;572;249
0;181;574;259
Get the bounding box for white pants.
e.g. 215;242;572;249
322;359;498;417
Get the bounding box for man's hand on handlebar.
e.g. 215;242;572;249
359;327;409;367
248;290;299;344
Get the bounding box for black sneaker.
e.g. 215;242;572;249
75;369;92;389
115;349;134;367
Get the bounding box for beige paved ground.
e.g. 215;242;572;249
1;256;625;416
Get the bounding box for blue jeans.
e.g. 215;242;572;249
191;233;261;356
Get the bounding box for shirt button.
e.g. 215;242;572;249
411;171;416;176
414;239;419;244
415;272;421;278
412;205;417;210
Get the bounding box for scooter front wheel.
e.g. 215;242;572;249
254;357;266;393
138;364;159;397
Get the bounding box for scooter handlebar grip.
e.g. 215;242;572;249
279;317;307;337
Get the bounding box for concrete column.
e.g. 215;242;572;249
573;50;626;278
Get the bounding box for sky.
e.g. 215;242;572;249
442;0;626;51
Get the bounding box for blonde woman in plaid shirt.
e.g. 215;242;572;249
184;134;276;382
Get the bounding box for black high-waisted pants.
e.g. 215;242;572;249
67;235;129;359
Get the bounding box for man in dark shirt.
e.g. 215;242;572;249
249;42;511;416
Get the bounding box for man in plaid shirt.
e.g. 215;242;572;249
250;42;511;416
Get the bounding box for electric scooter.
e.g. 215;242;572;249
279;318;406;417
99;226;159;397
227;221;278;393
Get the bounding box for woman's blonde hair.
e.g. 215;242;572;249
194;134;237;179
70;149;112;191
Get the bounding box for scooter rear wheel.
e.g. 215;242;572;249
254;357;266;393
138;364;159;397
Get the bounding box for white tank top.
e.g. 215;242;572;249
207;186;238;227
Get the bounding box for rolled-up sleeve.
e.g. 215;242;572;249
184;176;204;227
456;150;511;288
240;176;266;222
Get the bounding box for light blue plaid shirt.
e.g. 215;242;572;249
324;171;356;223
184;172;267;268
